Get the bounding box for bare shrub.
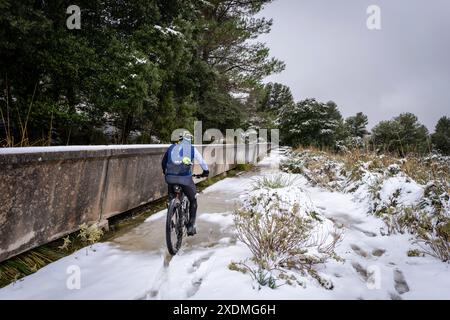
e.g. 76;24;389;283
416;235;449;262
413;218;450;262
234;206;313;271
233;191;343;288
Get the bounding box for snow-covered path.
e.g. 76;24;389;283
1;149;449;300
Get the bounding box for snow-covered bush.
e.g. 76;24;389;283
278;98;344;148
335;136;366;153
232;181;342;288
350;158;449;262
281;149;346;191
281;149;450;262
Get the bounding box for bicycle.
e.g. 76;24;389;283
166;174;203;255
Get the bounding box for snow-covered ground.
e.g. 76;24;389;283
1;149;449;300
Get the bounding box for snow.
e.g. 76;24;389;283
145;210;166;223
154;25;182;36
0;243;162;300
202;176;252;195
379;176;424;206
134;57;147;65
1;148;449;300
320;129;333;134
230;92;250;101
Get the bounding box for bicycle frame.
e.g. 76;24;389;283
171;185;189;221
166;174;203;255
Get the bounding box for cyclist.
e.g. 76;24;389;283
161;132;209;236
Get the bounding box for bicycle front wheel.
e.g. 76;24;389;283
166;199;183;255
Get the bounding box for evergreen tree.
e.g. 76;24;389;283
260;82;294;112
345;112;369;138
0;0;283;146
243;82;293;130
194;0;284;133
431;116;450;155
371;113;429;155
279;99;345;148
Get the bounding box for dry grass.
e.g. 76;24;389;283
251;174;299;190
0;247;65;288
291;146;449;193
0;222;106;288
283;147;450;262
0;81;52;147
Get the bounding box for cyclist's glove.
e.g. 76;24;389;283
201;170;210;177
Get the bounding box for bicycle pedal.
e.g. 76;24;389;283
186;225;197;236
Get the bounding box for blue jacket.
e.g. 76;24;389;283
161;141;208;177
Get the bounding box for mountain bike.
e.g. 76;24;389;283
166;174;202;255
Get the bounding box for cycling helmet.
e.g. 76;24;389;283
178;131;193;143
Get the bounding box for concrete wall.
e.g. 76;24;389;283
0;143;270;262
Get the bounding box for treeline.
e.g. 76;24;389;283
1;1;448;156
0;0;283;146
257;83;450;156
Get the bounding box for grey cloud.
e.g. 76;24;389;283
260;0;450;130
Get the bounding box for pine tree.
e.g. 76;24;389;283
371;113;429;155
279;99;344;148
194;0;284;133
0;0;284;145
260;83;294;112
345;112;369;138
431;116;450;155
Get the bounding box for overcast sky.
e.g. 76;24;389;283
259;0;450;130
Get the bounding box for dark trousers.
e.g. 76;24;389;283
166;176;197;225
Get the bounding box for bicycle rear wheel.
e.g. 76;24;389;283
166;199;183;255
